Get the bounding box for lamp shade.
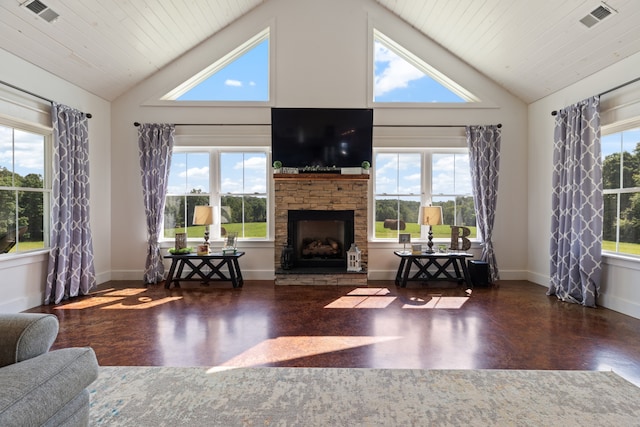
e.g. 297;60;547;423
420;206;443;226
193;206;214;225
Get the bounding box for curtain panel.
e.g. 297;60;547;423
466;125;501;283
549;96;602;307
137;123;175;284
45;103;96;304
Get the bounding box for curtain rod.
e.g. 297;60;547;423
550;75;640;116
0;80;92;118
133;122;502;128
133;122;267;127
374;124;502;128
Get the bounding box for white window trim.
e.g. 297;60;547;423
164;146;270;243
371;146;476;243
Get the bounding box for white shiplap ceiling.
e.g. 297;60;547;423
0;0;638;103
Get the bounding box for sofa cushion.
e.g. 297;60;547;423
0;313;59;367
0;347;98;427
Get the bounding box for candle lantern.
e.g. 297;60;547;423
347;243;362;272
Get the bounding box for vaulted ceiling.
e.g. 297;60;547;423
1;0;638;103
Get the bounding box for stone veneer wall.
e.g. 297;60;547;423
274;175;369;274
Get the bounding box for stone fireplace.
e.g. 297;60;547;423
274;174;368;285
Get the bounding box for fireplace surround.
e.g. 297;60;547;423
274;174;368;285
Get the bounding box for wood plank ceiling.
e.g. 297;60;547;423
0;0;639;103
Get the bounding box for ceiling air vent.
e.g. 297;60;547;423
579;2;617;28
21;0;59;23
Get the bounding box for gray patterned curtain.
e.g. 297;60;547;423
45;103;96;304
138;123;174;284
466;125;501;283
549;96;602;307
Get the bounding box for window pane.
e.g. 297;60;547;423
433;153;471;195
602;133;621;189
0;189;15;253
167;152;209;194
164;196;185;238
622;129;640;189
374;196;420;239
619;192;640;252
220;152;267;194
0;126;13;186
375;153;399;194
17;190;44;251
243;153;267;194
221;195;267;238
14;130;44;188
375;152;420;194
602;193;618;250
432;196;477;239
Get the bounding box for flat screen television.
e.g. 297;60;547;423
271;108;373;171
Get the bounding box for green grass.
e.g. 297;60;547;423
166;223;267;240
374;222;477;240
602;240;640;255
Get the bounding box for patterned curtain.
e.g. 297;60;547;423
549;96;602;307
138;123;174;284
466;125;501;283
45;103;96;304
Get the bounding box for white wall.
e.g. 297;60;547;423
111;0;528;282
528;50;640;319
0;49;111;312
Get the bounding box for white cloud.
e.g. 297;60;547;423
374;42;424;97
249;81;256;86
241;156;266;170
181;166;209;179
225;79;243;87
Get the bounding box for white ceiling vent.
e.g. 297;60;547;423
580;2;617;28
21;0;59;23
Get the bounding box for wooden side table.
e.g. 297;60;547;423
394;251;473;290
163;252;245;289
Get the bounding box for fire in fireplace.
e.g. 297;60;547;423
287;210;355;269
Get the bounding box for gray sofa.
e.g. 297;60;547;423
0;313;99;426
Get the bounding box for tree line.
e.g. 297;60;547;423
603;142;640;243
374;197;476;227
0;168;43;241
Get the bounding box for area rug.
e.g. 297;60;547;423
89;367;640;426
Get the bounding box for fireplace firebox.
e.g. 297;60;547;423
287;210;355;269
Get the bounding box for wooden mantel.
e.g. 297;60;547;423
273;173;370;180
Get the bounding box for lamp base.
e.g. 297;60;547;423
425;226;435;253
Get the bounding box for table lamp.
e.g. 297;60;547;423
421;205;443;253
193;205;214;253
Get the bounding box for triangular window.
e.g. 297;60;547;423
373;30;478;103
162;28;269;102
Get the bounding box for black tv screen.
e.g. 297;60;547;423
271;108;373;170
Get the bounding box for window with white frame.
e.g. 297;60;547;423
163;148;268;242
0;123;50;254
373;149;476;240
602;125;640;256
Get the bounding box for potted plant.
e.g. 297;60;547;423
273;160;282;174
361;161;371;174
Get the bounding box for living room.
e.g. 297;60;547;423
3;0;640;424
2;0;640;320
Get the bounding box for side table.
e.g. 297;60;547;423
164;251;245;289
394;251;473;290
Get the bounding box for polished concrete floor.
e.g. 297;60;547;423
26;279;640;386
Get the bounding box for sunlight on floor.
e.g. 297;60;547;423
53;288;183;310
402;296;469;309
324;288;469;309
218;336;402;367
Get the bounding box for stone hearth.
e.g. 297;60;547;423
274;173;369;285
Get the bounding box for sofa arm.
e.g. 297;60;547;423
0;347;99;427
0;314;59;368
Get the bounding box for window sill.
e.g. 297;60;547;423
0;249;49;268
602;252;640;271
